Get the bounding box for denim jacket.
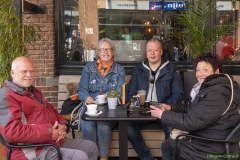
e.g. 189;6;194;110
77;60;125;104
128;58;184;104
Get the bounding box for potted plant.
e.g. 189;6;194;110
106;90;120;109
168;0;237;100
172;0;236;59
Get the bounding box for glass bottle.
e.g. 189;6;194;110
133;95;140;107
129;98;135;112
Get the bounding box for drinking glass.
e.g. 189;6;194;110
110;81;117;91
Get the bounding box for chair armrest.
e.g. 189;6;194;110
11;143;62;160
67;123;76;139
176;134;227;143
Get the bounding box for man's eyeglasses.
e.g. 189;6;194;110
150;71;156;84
98;48;113;53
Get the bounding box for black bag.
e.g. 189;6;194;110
60;98;82;115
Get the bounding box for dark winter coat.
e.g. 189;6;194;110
71;36;83;52
162;74;240;160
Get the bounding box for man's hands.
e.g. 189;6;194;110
52;121;67;142
161;103;171;111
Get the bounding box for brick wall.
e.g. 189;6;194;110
23;0;58;107
79;0;99;49
238;7;240;47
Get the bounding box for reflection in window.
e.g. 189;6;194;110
98;8;238;62
99;9;186;62
64;0;83;62
216;11;238;61
63;1;238;62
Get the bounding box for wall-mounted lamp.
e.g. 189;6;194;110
232;0;236;11
24;0;46;14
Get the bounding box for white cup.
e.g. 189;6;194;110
96;95;106;103
86;104;97;114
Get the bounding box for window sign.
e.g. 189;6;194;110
216;2;232;11
85;28;93;34
149;2;186;11
107;1;148;10
106;1;186;11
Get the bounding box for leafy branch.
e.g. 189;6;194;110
173;0;236;58
0;0;40;87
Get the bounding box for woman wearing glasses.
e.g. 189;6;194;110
127;38;184;160
77;38;125;160
151;53;240;160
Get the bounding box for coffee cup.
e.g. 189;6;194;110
96;95;106;103
149;101;161;108
144;101;150;109
137;90;146;105
86;104;97;114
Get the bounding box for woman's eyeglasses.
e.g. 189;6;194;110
150;71;156;84
98;48;113;53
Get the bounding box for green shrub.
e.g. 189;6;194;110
0;0;40;88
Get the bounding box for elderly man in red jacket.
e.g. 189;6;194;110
0;56;98;160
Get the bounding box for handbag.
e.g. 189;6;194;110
60;95;83;132
60;97;81;115
170;74;234;140
170;129;189;139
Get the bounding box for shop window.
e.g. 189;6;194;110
55;0;240;75
62;1;238;63
99;9;187;62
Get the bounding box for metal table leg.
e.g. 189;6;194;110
118;121;128;160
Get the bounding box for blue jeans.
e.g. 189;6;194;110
80;114;117;158
127;119;171;160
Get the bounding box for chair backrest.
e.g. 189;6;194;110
0;133;10;147
225;123;240;142
183;71;197;104
121;82;129;104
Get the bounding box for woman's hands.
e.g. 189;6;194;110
150;103;171;119
85;96;94;105
150;105;165;119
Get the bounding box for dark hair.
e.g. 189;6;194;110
193;53;223;73
146;38;162;49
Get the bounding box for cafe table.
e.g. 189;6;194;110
81;104;156;160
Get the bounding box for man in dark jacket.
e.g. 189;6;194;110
0;57;98;160
127;38;184;160
71;29;83;61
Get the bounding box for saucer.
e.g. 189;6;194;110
94;100;107;105
85;110;102;116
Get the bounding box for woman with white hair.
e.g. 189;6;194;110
78;38;125;160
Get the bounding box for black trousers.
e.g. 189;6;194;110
161;139;175;160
